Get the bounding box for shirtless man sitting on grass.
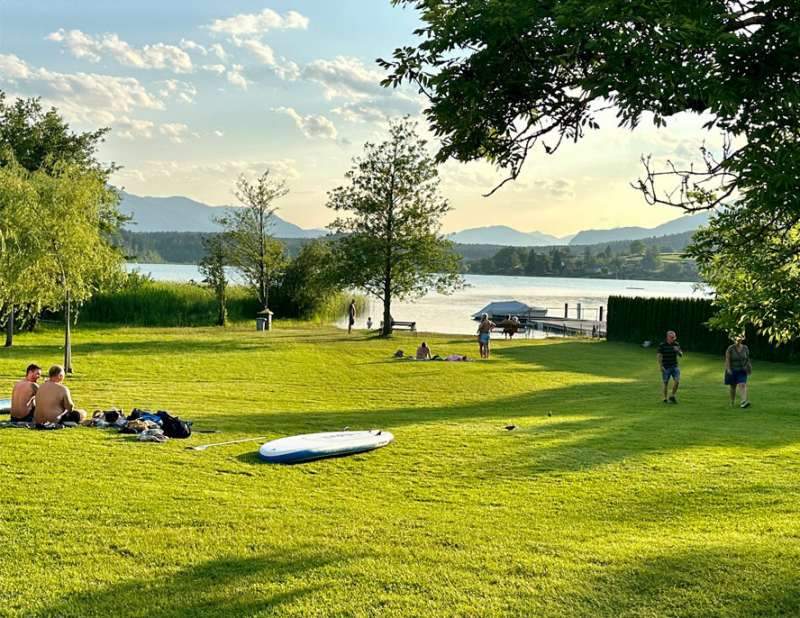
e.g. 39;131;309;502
34;365;87;425
10;363;42;423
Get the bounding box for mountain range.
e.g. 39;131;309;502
449;212;710;246
119;192;327;238
120;192;711;245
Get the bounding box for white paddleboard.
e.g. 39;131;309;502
0;399;10;413
259;430;394;464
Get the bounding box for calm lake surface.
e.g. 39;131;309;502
127;263;708;336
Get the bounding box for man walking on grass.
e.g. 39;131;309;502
657;330;683;404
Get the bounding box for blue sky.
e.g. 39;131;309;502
0;1;709;234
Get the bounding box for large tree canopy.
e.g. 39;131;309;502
383;1;800;341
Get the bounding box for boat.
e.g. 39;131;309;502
472;300;547;325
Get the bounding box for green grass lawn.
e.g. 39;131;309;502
2;323;800;617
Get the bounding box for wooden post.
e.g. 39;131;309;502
64;291;73;374
564;303;568;318
577;303;582;320
599;306;604;322
4;305;13;348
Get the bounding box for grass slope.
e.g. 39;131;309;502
1;324;799;617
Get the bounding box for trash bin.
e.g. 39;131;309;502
256;309;274;331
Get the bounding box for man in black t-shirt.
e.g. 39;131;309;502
656;330;683;403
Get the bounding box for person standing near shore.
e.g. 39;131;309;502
657;330;682;404
347;299;356;334
477;314;496;359
725;336;752;408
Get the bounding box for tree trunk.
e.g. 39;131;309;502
64;292;73;374
382;293;392;337
4;305;14;348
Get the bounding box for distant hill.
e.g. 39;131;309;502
569;212;710;245
448;225;572;247
119;192;327;238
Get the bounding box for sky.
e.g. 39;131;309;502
0;1;715;235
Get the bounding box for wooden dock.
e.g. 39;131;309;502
525;317;606;338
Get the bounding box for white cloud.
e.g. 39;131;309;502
179;39;207;55
0;54;164;124
302;56;385;101
157;79;197;103
213;130;224;137
201;64;226;75
207;9;309;36
233;38;300;80
47;29;193;74
159;122;190;143
332;93;424;123
238;38;275;65
274;106;338;140
209;43;228;62
0;54;31;80
226;64;248;90
114;116;155;140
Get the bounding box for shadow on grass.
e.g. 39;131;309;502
574;546;800;617
31;548;347;618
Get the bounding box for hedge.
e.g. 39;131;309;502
606;296;800;363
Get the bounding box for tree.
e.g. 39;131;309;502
278;240;343;319
328;118;462;336
0;162;40;347
31;163;124;372
382;2;800;341
0;91;121;346
641;246;663;271
629;240;646;256
199;234;228;326
0;92;113;176
217;172;288;313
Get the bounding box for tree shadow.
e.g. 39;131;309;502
572;545;800;617
31;547;349;617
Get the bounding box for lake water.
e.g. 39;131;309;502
127;263;708;336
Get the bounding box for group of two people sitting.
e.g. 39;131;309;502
10;363;87;425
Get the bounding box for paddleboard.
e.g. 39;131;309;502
0;399;10;414
258;430;394;464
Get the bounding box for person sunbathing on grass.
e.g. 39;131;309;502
416;342;432;360
33;365;87;425
10;363;41;423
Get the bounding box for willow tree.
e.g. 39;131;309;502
0;91;117;345
327;118;462;336
32;163;123;372
0;162;40;347
383;1;800;342
217;172;287;314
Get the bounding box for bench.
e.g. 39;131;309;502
391;320;417;332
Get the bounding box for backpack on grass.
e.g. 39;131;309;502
157;411;192;439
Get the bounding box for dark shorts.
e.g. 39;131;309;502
661;366;680;383
725;369;748;385
11;410;34;423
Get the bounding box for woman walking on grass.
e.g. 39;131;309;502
725;336;752;408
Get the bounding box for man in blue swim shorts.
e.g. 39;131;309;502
477;313;495;359
657;330;682;404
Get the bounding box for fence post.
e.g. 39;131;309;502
599;306;604;322
577;303;582;320
564;303;568;318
